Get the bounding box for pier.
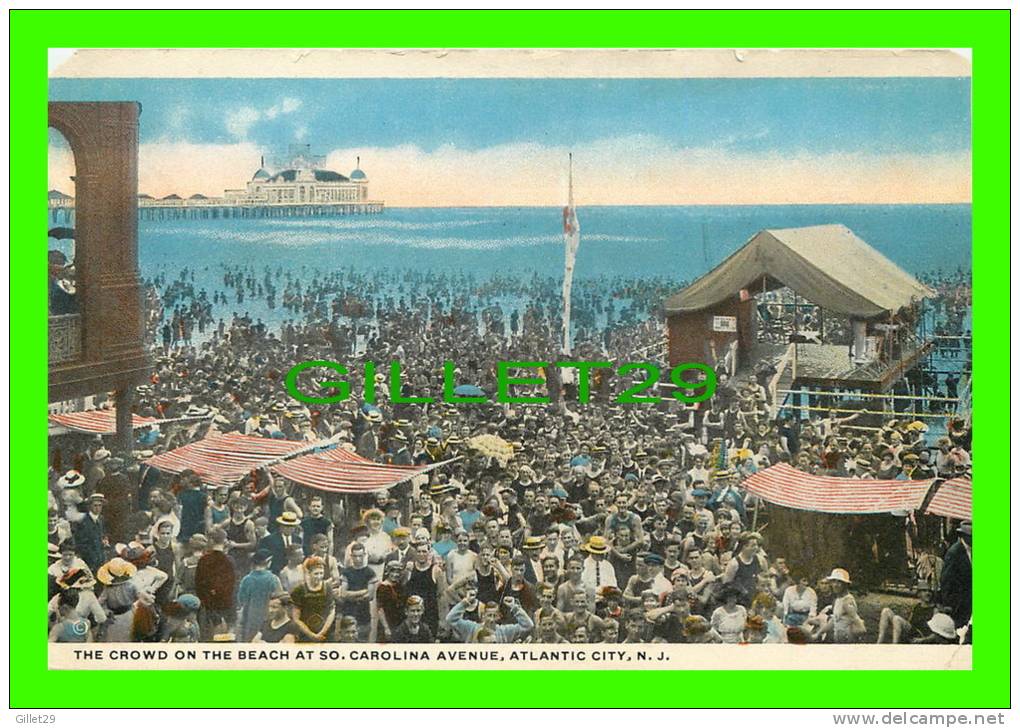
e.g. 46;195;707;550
137;200;384;221
49;199;384;225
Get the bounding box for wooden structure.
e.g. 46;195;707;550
664;225;934;394
48;102;150;451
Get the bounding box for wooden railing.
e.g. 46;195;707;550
769;342;796;418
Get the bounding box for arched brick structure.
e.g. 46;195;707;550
48;102;150;447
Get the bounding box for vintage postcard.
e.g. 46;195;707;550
46;47;972;671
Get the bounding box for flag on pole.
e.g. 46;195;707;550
562;153;580;355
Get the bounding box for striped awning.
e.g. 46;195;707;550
142;433;324;487
49;409;160;435
923;477;972;521
741;463;934;515
272;447;455;494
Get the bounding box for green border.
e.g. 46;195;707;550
12;9;1009;709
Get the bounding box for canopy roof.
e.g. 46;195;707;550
923;477;972;521
143;433;319;487
49;408;213;436
272;447;456;494
50;409;160;435
143;432;453;493
742;463;933;515
665;224;934;318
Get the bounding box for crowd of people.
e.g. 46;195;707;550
48;263;973;647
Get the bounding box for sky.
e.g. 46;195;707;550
48;77;972;206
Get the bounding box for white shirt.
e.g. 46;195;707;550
48;589;107;624
711;605;748;643
445;549;478;583
48;558;91;581
782;585;818;618
364;530;394;576
279;565;304;593
581;555;617;607
132;566;169;597
650;572;672;597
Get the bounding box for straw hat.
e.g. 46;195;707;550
276;511;301;528
584;536;609;554
96;557;138;585
927;613;958;641
823;568;852;584
57;470;86;488
522;536;546;551
430;482;457;496
56;567;90;590
116;541;153;567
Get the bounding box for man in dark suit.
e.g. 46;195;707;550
938;522;972;633
195;526;237;639
72;493;108;573
259;512;303;574
390;432;413;465
354;420;379;458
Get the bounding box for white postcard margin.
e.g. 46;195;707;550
50;48;971;79
51;643;972;671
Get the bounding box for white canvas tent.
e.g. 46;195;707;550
665;224;934;318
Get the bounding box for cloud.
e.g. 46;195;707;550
264;97;301;119
224;106;261;139
48;134;971;205
323;136;971;207
165;105;191;135
227;97;303;137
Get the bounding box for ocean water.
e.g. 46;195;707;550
127;204;971;334
139;203;971;283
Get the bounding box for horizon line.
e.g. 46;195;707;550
46;192;973;209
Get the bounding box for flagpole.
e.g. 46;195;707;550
563;153;571;354
562;153;578;356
